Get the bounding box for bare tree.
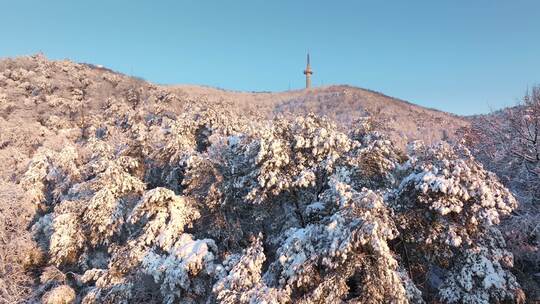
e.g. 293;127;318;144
467;86;540;204
464;86;540;301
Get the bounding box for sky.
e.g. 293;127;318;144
1;1;539;115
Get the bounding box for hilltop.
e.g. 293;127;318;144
171;84;469;147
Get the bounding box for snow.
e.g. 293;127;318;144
6;57;523;303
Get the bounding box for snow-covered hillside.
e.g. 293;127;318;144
171;84;469;148
0;55;532;303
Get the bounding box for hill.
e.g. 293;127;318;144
0;54;469;181
171;84;469;147
2;55;527;304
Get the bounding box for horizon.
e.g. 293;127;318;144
6;53;470;116
2;1;540;115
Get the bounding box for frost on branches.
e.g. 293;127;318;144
21;106;524;303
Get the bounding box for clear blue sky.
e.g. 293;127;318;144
1;1;539;115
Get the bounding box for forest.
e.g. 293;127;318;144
0;55;538;303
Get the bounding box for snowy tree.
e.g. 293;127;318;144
244;115;351;206
390;142;522;302
213;234;290;304
263;175;413;303
81;155;145;247
20;145;80;212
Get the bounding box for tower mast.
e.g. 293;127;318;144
303;53;313;89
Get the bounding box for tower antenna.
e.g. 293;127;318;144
303;52;313;89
